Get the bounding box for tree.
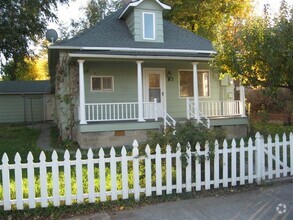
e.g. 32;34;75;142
1;40;50;81
0;0;68;78
60;0;123;39
213;0;293;91
162;0;253;41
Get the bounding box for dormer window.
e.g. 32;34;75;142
143;12;155;40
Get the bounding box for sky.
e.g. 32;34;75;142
48;0;290;31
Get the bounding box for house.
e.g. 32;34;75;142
0;80;54;123
48;0;248;148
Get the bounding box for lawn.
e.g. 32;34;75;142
0;125;42;162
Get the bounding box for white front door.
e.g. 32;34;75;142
144;69;165;118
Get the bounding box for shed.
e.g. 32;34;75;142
0;80;54;123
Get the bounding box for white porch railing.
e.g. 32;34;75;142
187;99;242;118
85;100;176;130
186;98;210;128
85;102;139;121
85;102;161;122
199;100;242;117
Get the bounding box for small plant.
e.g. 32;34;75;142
144;120;227;165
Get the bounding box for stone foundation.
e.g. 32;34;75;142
76;129;157;148
218;124;248;139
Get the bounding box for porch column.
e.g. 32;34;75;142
136;61;145;122
78;60;87;124
240;84;246;117
192;62;200;122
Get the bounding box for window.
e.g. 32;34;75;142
91;76;113;92
143;12;155;40
179;70;210;97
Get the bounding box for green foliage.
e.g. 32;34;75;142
249;121;293;138
213;0;293;91
162;0;252;41
145;120;227;153
0;0;68;77
1;56;49;81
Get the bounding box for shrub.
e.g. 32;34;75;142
145;120;227;154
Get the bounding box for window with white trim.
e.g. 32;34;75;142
179;70;210;97
143;12;155;40
91;76;113;92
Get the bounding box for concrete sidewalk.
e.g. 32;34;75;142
67;182;293;220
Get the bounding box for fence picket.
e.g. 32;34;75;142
87;149;95;203
75;149;84;203
2;154;11;210
99;148;106;202
145;145;152;197
121;146;129;199
290;133;293;175
176;143;182;193
275;134;280;178
166;145;172;194
267;135;273;179
64;150;72;205
39;152;48;207
155;144;162;195
110;147;117;200
248;138;254;184
51;151;60;206
282;133;288;177
0;132;292;211
14;153;23;210
239;139;245;185
255;132;263;184
27;152;36;209
222;140;228;187
231;139;237;186
204;142;211;190
185;143;192;192
133;140;140;200
195;143;201;191
213;140;219;188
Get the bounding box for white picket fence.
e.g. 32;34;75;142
0;132;292;211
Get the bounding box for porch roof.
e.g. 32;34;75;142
0;80;51;95
67;50;213;61
51;7;215;55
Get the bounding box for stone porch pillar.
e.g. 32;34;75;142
78;60;87;124
192;62;200;122
136;61;145;122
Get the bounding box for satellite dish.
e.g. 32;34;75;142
46;29;58;43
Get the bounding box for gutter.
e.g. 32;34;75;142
49;46;216;55
68;53;213;61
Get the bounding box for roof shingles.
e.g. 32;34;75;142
54;7;214;52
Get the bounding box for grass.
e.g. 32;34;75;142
0;122;292;219
0;125;42;162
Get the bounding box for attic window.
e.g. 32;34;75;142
143;12;155;40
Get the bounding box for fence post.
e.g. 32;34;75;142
255;132;263;185
186;98;190;119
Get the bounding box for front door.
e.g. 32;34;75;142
144;69;165;118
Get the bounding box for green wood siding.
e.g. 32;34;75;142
129;0;164;42
84;61;138;103
82;60;234;119
0;95;44;123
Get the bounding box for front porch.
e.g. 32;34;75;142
80;99;246;129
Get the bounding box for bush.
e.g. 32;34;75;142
145;120;227;154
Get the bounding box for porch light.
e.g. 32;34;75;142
167;71;173;81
